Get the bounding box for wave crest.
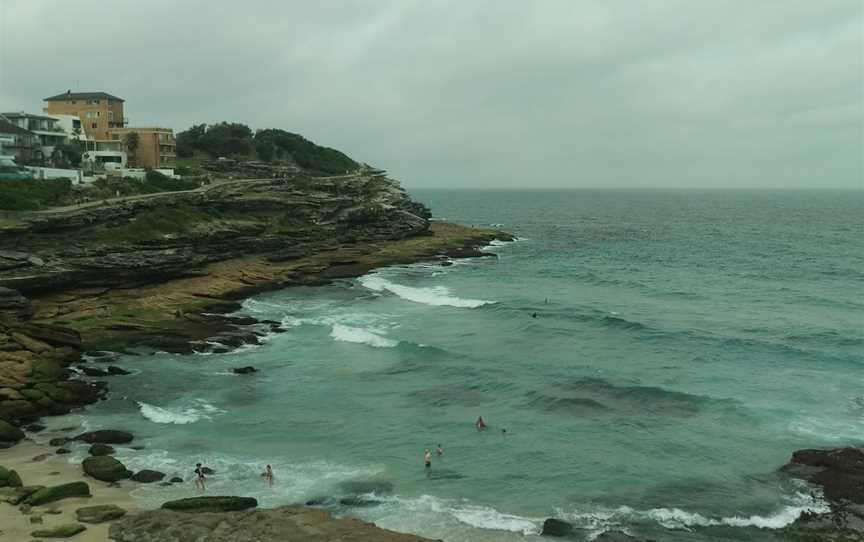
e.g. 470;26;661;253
331;324;398;348
359;275;492;308
137;400;224;425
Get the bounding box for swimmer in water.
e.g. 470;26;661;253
424;449;432;469
436;444;444;456
476;416;487;431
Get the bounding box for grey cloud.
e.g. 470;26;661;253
1;0;860;188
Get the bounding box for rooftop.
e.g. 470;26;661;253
44;91;125;102
1;112;58;121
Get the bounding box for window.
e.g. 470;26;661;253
92;123;98;129
96;111;101;118
108;111;114;121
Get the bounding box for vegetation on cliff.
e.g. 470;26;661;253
177;123;358;174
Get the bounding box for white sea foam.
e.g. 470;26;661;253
137;400;224;425
359;275;492;308
451;505;540;534
563;491;828;532
331;324;398;348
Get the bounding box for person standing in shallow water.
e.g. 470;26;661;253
262;464;274;487
194;463;206;492
424;449;432;471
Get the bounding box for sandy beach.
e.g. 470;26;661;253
0;440;138;542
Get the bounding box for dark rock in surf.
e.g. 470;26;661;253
74;430;133;444
55;447;71;454
131;470;165;483
88;443;115;456
82;456;132;482
541;518;575;537
232;366;257;375
106;366;131;376
80;366;109;377
781;447;864;504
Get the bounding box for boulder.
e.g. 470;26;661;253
74;429;133;444
80;366;108;377
56;447;71;454
76;504;127;523
541;518;575;537
0;465;11;486
31;523;87;538
131;469;165;483
49;437;70;447
88;443;115;456
82;456;132;482
26;422;46;432
169;477;183;483
232;366;257;374
25;481;91;506
161;496;258;512
7;469;22;487
0;419;24;442
106;366;131;375
6;485;44;505
781;447;864;504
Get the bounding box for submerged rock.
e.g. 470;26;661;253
106;366;131;376
232;366;257;374
76;504;127;523
161;496;258;512
82;456;132;482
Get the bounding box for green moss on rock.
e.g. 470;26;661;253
26;481;91;506
31;523;87;538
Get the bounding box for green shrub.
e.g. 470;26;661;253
0;178;73;210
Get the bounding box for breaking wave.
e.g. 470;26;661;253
330;324;398;348
137;400;224;425
359;275;493;308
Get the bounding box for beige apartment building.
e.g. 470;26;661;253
108;127;176;169
43;91;125;140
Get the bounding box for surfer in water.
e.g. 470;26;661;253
436;444;444;456
475;416;487;431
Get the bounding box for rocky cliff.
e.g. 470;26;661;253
0;170;506;434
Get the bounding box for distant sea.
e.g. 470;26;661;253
45;190;863;540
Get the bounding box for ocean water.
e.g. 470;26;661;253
45;190;863;541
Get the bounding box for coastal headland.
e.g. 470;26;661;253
0;167;505;540
0;169;860;541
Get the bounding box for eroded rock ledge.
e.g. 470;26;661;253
108;506;438;542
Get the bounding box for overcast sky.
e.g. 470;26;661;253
1;0;861;188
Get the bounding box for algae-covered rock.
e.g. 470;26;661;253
0;464;11;485
76;504;127;523
541;518;574;537
161;495;258;512
74;429;133;444
7;469;22;487
82;456;131;482
31;523;87;538
26;481;91;506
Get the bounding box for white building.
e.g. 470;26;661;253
0;112;69;160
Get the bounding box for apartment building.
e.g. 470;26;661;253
108;127;176;169
43;91;125;140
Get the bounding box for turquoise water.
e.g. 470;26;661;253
45;190;863;540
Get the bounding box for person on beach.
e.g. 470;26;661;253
436;444;444;456
424;449;432;470
194;463;206;492
475;416;487;431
